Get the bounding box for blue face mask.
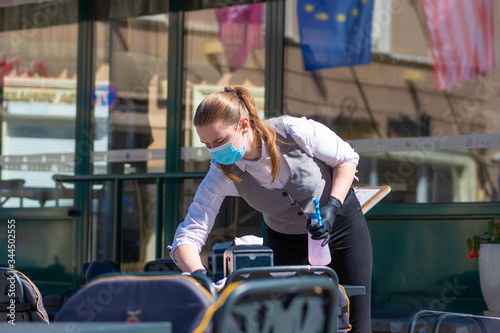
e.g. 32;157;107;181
208;121;246;165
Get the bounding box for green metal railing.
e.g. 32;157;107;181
53;172;206;262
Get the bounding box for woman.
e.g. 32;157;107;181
170;86;372;333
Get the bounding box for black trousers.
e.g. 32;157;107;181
265;188;373;333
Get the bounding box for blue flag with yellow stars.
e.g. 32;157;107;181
298;0;374;71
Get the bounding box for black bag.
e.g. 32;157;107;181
0;267;49;323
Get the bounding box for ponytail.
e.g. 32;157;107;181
194;85;281;183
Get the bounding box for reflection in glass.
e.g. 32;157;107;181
283;0;500;204
93;15;168;175
91;14;168;266
183;6;267;254
0;19;78;208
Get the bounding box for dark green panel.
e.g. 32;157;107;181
0;209;77;293
164;0;184;253
73;0;94;288
166;0;184;173
264;0;285;118
368;216;489;312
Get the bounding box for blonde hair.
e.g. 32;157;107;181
194;85;281;183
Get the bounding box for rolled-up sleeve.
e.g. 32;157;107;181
169;162;239;260
284;116;359;168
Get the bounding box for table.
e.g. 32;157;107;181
343;284;366;296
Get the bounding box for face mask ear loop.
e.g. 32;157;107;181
231;118;241;141
231;118;242;143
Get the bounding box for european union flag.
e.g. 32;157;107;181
298;0;375;71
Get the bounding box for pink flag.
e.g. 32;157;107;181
420;0;496;91
215;4;265;71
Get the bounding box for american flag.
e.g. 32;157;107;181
420;0;496;91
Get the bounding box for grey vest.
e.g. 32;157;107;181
230;116;333;234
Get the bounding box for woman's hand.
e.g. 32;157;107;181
191;269;215;282
307;196;342;246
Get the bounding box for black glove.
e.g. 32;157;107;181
191;269;214;282
306;196;342;247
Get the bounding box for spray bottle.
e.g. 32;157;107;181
308;198;332;265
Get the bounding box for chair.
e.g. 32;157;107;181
194;275;340;333
224;265;338;285
85;270;218;300
143;258;181;272
224;265;365;296
55;274;214;333
0;179;26;207
223;265;352;332
42;289;75;321
82;260;121;283
0;267;49;323
408;310;500;333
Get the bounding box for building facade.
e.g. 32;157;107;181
0;0;499;313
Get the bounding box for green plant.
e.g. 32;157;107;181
467;217;500;258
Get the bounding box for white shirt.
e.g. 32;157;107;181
169;116;359;259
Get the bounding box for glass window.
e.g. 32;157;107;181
90;9;169;263
93;15;168;175
182;4;267;251
284;0;500;203
0;1;78;208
